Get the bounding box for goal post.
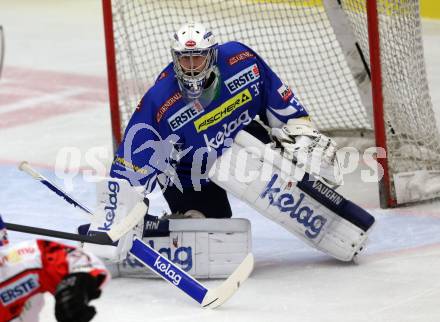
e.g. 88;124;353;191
366;0;392;207
0;25;5;79
102;1;123;150
102;0;440;208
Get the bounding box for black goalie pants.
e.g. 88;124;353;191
162;181;232;219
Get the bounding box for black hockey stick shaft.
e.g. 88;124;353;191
5;222;114;245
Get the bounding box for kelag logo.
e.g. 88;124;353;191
203;110;252;150
153;256;182;286
123;240;193;272
98;181;120;231
260;174;327;239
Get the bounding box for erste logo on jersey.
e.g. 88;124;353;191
228;50;255;66
194;89;252;133
156;92;183;123
168;100;204;131
224;63;260;94
277;84;293;102
0;274;40;305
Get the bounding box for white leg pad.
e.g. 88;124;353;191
82;177;143;261
209;130;375;261
112;218;252;279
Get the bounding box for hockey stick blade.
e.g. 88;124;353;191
129;238;253;308
201;252;254;308
106;198;148;242
19;161;93;215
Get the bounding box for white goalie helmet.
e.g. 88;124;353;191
171;22;218;99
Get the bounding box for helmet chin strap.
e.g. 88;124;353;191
199;68;220;106
203;69;216;89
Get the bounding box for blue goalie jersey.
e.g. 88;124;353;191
110;41;309;191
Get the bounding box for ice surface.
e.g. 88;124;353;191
0;1;440;321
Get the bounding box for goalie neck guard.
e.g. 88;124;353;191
0;214;9;247
171;22;218;99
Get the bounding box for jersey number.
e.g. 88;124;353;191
251;84;260;96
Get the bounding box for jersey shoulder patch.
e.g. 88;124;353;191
154;63;174;84
154;90;184;123
136;69;182;124
219;41;257;66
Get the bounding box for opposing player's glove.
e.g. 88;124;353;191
55;272;102;322
271;117;343;187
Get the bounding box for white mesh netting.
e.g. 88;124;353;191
341;0;440;202
110;0;370;133
107;0;440;204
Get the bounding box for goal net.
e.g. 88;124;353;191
102;0;440;207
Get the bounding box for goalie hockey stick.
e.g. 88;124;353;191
5;199;147;244
17;161;147;242
129;237;254;309
18;162;254;308
19;161;93;215
4;225;254;308
5;222;116;245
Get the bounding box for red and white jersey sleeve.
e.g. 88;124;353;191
0;239;109;322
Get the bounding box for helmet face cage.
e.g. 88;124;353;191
172;45;218;99
0;215;8;247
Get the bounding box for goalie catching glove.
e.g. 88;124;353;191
271;117;343;187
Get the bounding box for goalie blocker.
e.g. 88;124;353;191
83;178;252;279
210;128;375;261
